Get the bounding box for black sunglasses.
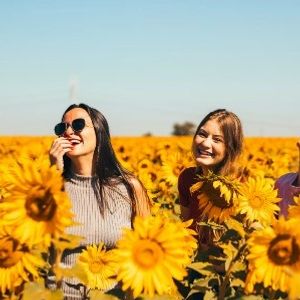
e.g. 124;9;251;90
54;118;86;136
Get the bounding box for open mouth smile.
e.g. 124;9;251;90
197;148;214;157
69;139;81;147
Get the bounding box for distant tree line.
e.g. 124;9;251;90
142;121;196;136
172;121;196;136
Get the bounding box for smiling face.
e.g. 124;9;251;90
62;108;96;161
193;118;226;174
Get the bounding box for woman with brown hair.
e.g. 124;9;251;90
178;109;244;245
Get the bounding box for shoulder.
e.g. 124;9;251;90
275;172;298;188
127;175;149;201
127;176;151;217
178;167;199;184
178;167;199;207
178;167;200;196
128;176;144;191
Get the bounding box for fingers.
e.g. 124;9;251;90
50;137;73;157
51;137;73;150
49;137;73;170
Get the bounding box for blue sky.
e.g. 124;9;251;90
0;1;299;136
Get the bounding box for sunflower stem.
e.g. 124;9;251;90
218;243;247;300
218;273;230;300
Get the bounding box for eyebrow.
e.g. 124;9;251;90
198;128;224;138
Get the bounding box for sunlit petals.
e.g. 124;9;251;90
73;243;117;291
0;235;44;294
191;172;241;223
115;216;196;298
0;156;74;247
245;217;300;293
238;176;280;227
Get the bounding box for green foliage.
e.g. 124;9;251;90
183;211;250;300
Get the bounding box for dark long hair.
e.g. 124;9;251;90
193;109;243;176
61;103;147;220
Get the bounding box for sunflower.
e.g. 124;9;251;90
288;195;300;219
238;176;280;226
0;156;74;247
191;172;241;223
20;141;50;161
173;219;198;256
161;152;192;187
287;270;300;300
245;217;300;294
22;279;63;300
136;158;158;200
115;216;196;298
156;180;178;206
0;235;44;294
74;243;117;291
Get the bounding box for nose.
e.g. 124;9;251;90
201;137;212;148
63;124;75;136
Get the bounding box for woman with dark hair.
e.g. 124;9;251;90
178;109;244;244
49;103;150;298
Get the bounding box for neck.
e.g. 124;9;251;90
201;167;209;176
71;156;95;176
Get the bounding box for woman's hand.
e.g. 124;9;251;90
49;137;73;171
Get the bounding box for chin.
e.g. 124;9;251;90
196;157;212;166
196;160;219;172
66;150;80;158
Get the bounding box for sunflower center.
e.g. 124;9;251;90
213;196;233;208
150;172;157;181
89;259;103;273
133;240;163;269
200;183;233;209
249;195;263;208
25;189;57;221
0;237;23;268
268;234;300;265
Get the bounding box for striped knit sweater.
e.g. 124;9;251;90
61;173;132;299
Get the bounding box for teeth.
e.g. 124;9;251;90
70;140;81;145
198;149;213;156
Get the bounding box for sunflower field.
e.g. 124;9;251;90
0;136;300;300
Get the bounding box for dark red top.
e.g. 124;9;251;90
178;167;203;229
178;166;220;245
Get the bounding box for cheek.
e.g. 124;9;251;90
194;136;201;144
90;135;97;149
219;146;226;159
215;144;226;158
92;138;97;150
83;131;97;150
